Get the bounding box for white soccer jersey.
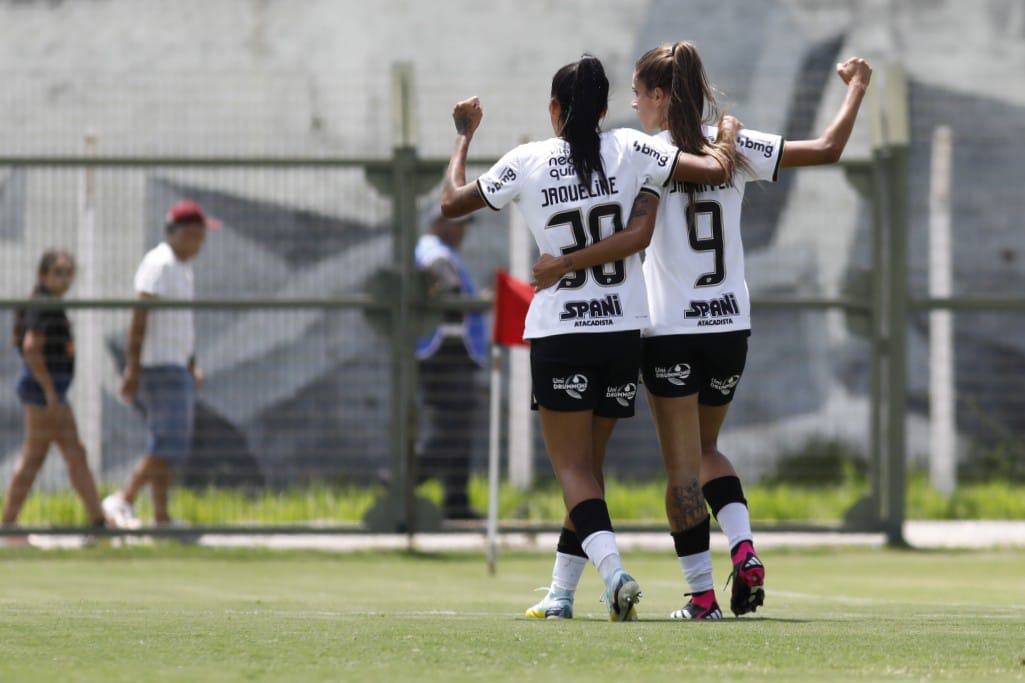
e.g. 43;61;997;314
477;128;679;339
642;126;784;336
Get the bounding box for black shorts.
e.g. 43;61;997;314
530;330;641;418
641;330;750;406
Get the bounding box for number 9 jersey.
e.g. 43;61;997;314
642;126;784;337
476;128;679;340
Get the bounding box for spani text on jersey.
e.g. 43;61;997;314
560;294;623;327
684;292;740;324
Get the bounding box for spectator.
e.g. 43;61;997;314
3;250;107;533
102;200;219;528
414;208;488;520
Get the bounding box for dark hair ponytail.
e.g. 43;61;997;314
12;250;72;350
551;54;609;187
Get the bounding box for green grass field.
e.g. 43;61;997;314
1;545;1024;682
13;476;1025;527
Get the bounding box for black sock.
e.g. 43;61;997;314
557;526;587;558
702;476;747;519
671;516;711;557
569;498;613;543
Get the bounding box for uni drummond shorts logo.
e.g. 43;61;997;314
654;363;691;386
552;374;589;399
605;382;637;407
710;374;741;395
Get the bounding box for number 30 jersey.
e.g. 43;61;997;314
477;129;679;340
642;126;784;337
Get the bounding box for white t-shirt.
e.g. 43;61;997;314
133;241;195;367
642;126;784;336
476;128;679;339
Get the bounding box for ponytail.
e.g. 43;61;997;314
551;54;609;187
635;41;746;227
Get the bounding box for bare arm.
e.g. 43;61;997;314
21;329;58;408
440;97;488;218
119;292;151;402
671;115;741;185
781;57;872;168
532;191;660;290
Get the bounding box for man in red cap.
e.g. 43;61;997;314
103;199;219;528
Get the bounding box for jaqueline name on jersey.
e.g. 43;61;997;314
540;174;620;207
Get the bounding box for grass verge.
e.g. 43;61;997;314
9;474;1025;526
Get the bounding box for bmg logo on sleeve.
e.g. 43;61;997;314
738;135;775;159
632;140;670;167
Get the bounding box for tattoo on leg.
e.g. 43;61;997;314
668;480;707;530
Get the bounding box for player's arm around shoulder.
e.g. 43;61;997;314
531;190;660;291
670;115;741;186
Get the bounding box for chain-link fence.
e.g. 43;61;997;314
0;57;1022;539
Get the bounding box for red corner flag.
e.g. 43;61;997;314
492;269;534;347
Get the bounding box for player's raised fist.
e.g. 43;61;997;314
453;97;483;136
836;57;872;87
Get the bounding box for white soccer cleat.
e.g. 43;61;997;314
102;493;140;529
525;587;574;619
602;568;641;622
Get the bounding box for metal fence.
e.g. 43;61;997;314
1;63;1022;542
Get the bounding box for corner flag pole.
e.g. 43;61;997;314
486;270;534;575
486;344;502;575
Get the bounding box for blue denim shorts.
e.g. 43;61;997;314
16;366;72;407
137;365;194;465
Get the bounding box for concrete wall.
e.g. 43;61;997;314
0;0;1022;487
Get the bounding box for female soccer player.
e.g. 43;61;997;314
441;54;739;621
533;43;871;619
3;250;107;534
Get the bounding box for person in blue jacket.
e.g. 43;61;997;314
415;208;488;520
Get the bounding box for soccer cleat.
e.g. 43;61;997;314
102;493;140;529
525;587;574;619
727;541;766;617
670;590;723;620
602;568;641;622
